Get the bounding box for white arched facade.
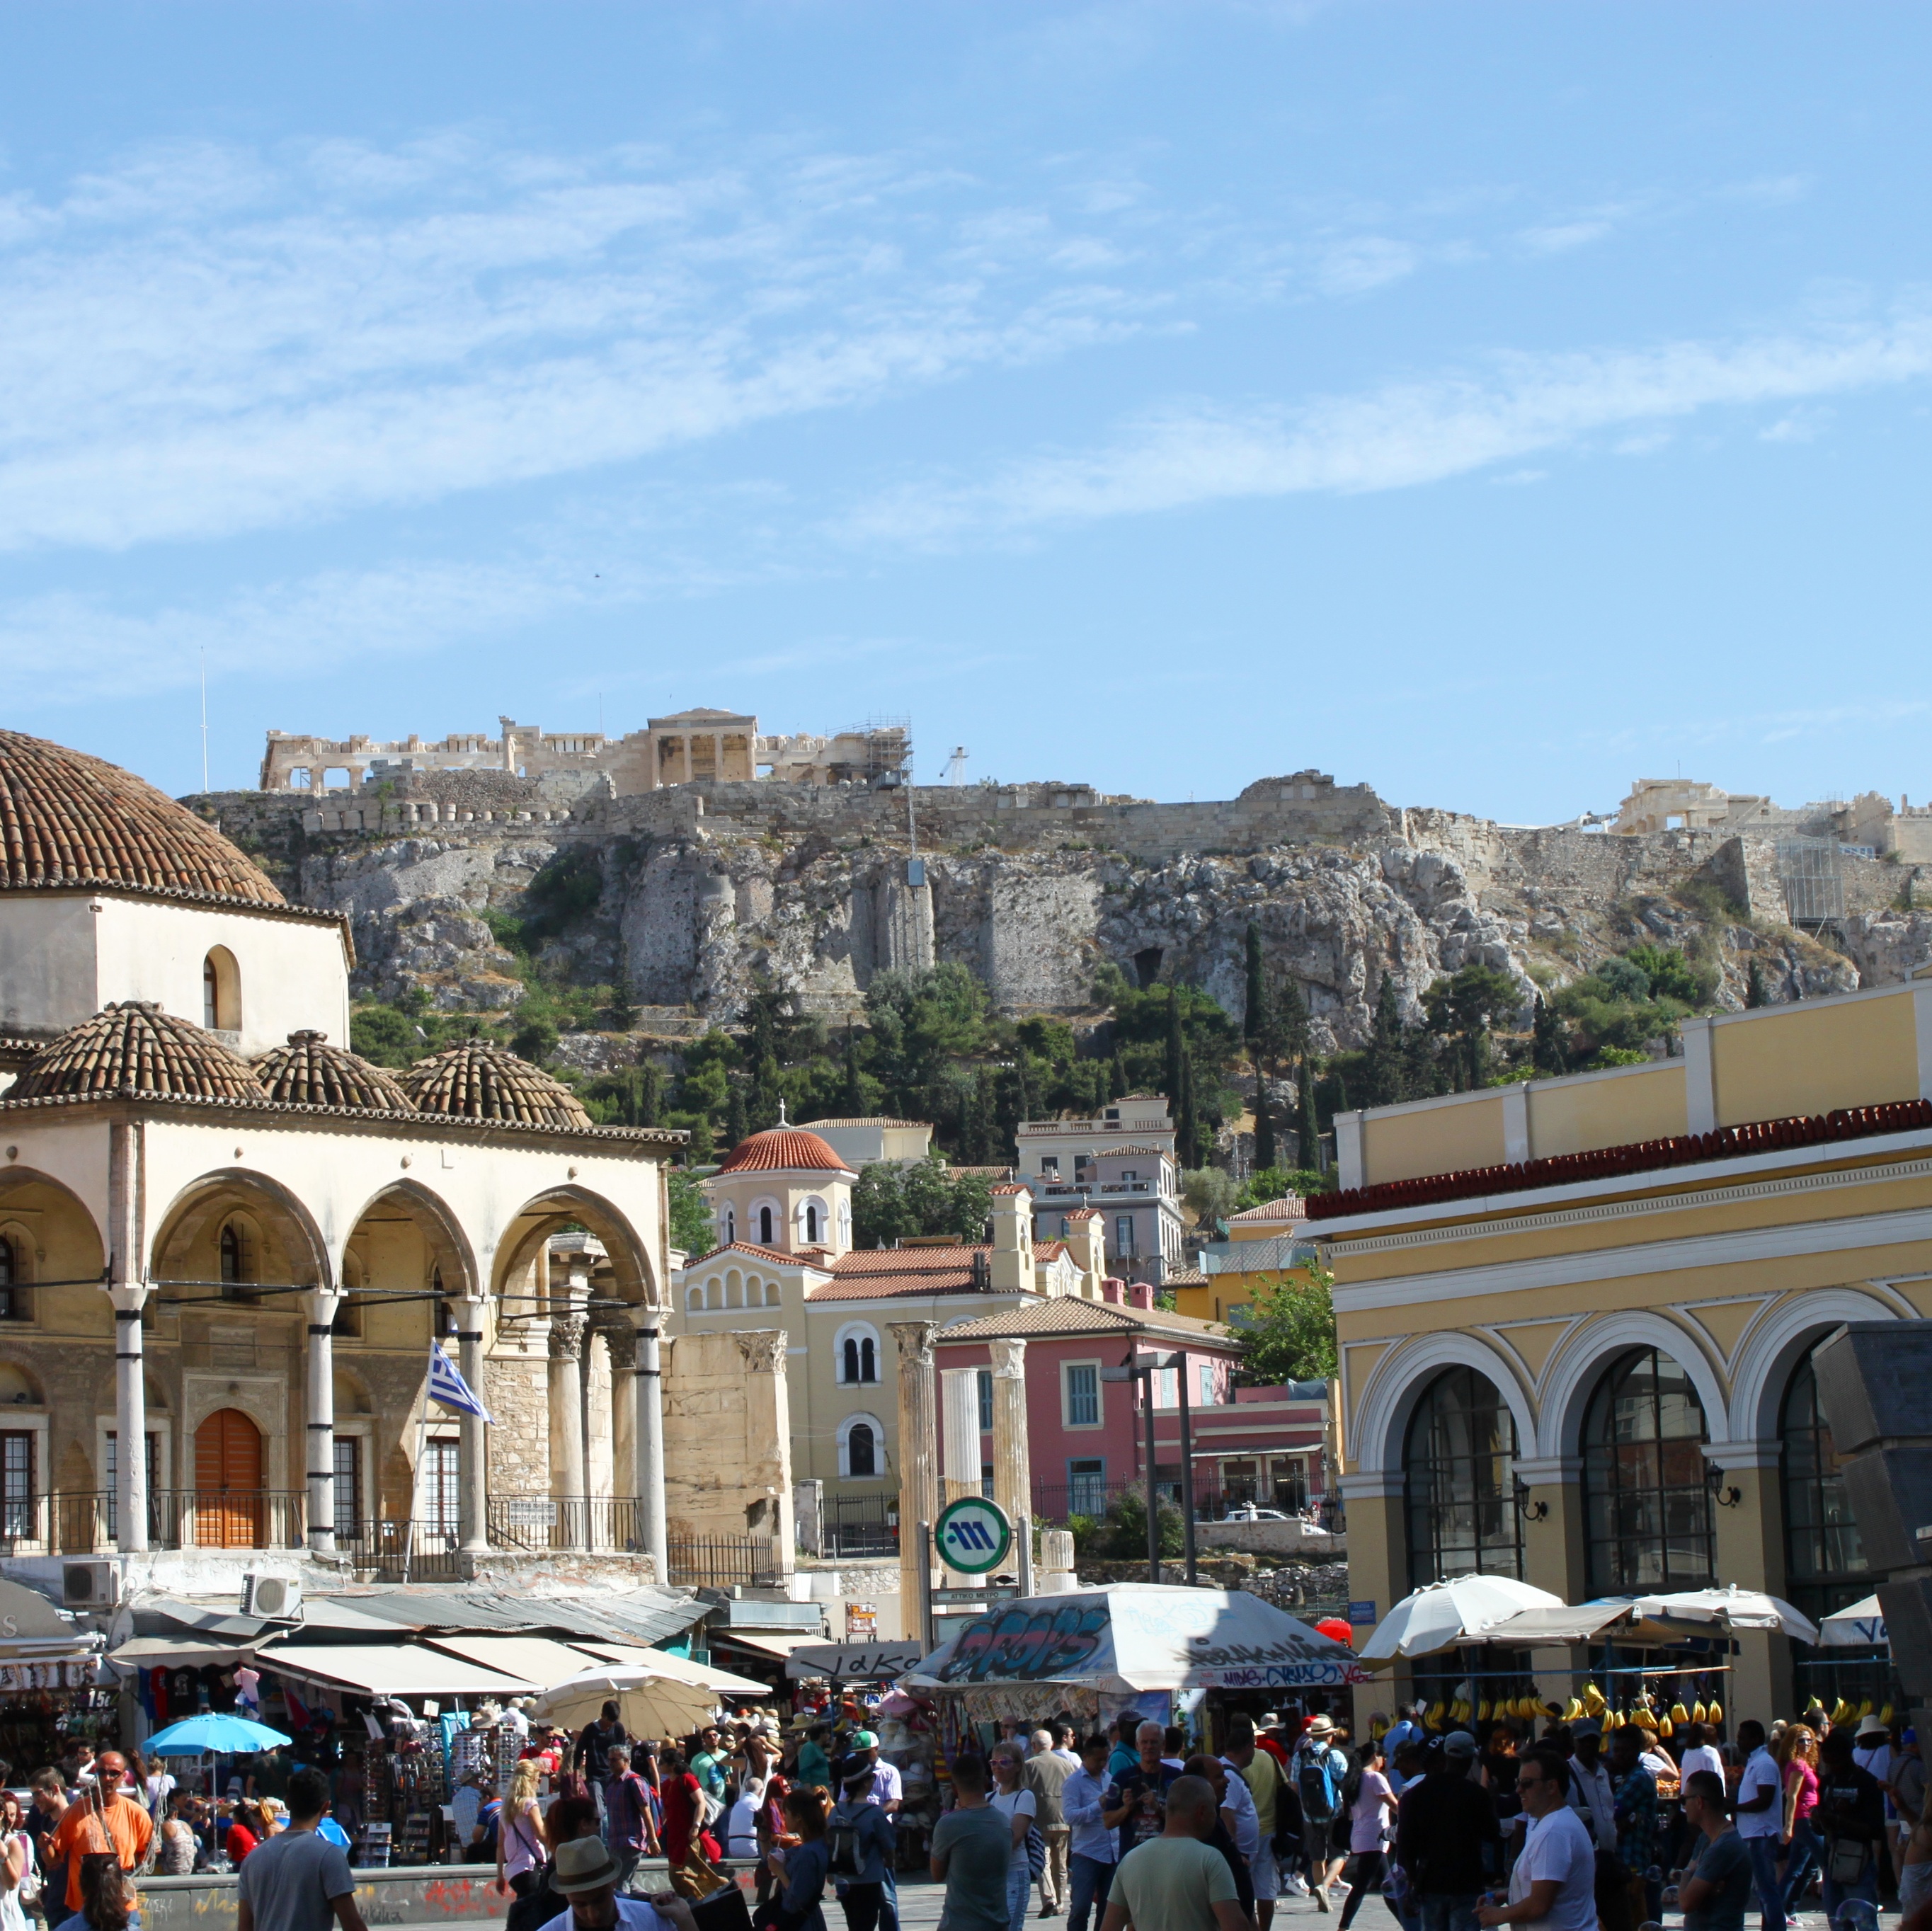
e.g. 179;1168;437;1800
1536;1310;1732;1462
833;1320;882;1387
1727;1286;1904;1448
797;1196;829;1247
1353;1330;1537;1477
838;1410;887;1479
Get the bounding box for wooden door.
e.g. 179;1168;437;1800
193;1408;263;1547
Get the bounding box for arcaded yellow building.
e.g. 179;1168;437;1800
1317;980;1932;1721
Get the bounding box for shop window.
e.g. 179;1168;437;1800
0;1431;32;1540
1781;1349;1868;1627
1404;1366;1524;1588
1582;1348;1713;1596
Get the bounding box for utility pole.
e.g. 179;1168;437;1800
1104;1353;1163;1583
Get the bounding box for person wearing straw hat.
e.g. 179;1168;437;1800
535;1834;698;1931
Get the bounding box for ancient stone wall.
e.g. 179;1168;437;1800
661;1327;792;1552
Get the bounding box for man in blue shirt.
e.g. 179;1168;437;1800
1063;1736;1121;1931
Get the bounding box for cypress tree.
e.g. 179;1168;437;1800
1177;1047;1200;1169
1252;1081;1276;1171
726;1076;749;1153
1296;1055;1320;1172
1243;924;1267;1045
1165;985;1185;1114
1746;959;1770;1009
1364;976;1406;1106
1110;1050;1128;1101
843;1026;865;1113
970;1072;997;1164
1276;973;1311;1065
1531;993;1570;1076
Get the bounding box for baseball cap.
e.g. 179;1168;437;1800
852;1729;879;1748
1571;1719;1603;1741
1443;1731;1479;1760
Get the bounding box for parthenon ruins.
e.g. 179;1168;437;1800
260;709;911;796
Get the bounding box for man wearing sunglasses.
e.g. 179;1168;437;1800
1475;1748;1596;1931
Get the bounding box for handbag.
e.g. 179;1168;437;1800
1829;1837;1870;1886
12;1834;39;1906
1024;1825;1046;1883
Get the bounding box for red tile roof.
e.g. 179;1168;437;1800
937;1297;1235;1343
717;1127;852;1174
990;1181;1030;1196
1230;1197;1307;1222
810;1245;993;1301
684;1239;830;1270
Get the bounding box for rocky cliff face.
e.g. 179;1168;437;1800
194;769;1923;1049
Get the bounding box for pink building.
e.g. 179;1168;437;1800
932;1282;1329;1522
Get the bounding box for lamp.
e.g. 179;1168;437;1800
1513;1474;1548;1522
1705;1466;1742;1508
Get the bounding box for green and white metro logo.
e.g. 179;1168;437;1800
934;1496;1014;1575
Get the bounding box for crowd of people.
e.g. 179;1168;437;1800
914;1698;1932;1931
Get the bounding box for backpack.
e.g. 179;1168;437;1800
827;1812;864;1880
1299;1747;1341;1823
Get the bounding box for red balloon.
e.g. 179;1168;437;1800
1315;1617;1354;1644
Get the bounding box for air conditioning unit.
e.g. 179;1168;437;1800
241;1574;302;1620
63;1562;120;1608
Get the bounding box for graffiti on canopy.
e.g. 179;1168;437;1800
937;1604;1111;1684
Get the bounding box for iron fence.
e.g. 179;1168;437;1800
821;1493;898;1559
668;1533;772;1588
1029;1477;1322;1525
486;1495;643;1553
337;1518;464;1582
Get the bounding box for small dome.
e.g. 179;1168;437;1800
0;729;285;907
717;1125;850;1174
11;1002;261;1102
403;1039;593;1129
252;1030;414;1113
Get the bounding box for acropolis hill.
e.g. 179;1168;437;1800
186;719;1932;1050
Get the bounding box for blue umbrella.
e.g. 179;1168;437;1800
144;1714;290;1755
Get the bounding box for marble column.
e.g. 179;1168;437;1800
629;1306;668;1581
989;1338;1032;1537
549;1311;590;1548
888;1321;940;1639
455;1294;489;1554
107;1121;151;1554
303;1288;345;1555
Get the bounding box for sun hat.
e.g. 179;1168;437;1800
1856;1714;1890;1741
551;1837;623;1896
1305;1715;1334;1737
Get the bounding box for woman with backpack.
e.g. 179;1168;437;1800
825;1767;897;1931
988;1744;1041;1931
1293;1714;1352;1910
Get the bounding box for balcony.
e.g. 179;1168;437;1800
0;1492;769;1588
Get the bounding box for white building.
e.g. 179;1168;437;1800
1016;1095;1186;1283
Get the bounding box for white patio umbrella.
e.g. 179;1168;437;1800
1628;1585;1819;1646
1816;1595;1887;1649
1359;1576;1564;1662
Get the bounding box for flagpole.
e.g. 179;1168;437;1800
401;1361;430;1584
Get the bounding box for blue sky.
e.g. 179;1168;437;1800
5;4;1931;822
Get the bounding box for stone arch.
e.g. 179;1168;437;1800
338;1179;479;1298
150;1171;331;1297
332;1366;375;1416
0;1360;47;1408
1538;1310;1730;1461
1352;1329;1536;1477
1727;1287;1902;1448
762;1278;780;1308
0;1167;105;1282
493;1186;658;1312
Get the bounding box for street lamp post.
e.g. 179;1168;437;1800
1102;1346;1199;1586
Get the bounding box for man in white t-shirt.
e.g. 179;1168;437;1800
1731;1719;1787;1931
1563;1721;1618;1853
1475;1747;1596;1931
1679;1723;1726;1790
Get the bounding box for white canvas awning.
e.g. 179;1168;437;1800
568;1642;771;1698
262;1642;535;1698
423;1634;627;1692
903;1583;1359;1695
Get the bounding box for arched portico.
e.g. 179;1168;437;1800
1536;1310;1731;1461
488;1188;664;1571
1353;1329;1537;1478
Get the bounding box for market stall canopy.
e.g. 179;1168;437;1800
1359;1576;1564;1662
108;1633;268;1668
713;1631;828;1665
422;1634;632;1692
307;1588;704;1648
784;1642;925;1682
262;1641;535;1698
1475;1602;1676;1647
1628;1587;1819;1644
1817;1595;1886;1649
571;1643;771;1698
0;1578;95;1658
903;1584;1359;1695
531;1666;718;1738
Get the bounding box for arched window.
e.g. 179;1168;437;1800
805;1201;821;1244
842;1337;860;1385
1781;1347;1868;1629
759;1205;774;1246
836;1324;881;1385
202;948;240;1032
724;1208;736;1245
686;1285;705;1313
219;1224;244;1284
847;1423;876;1478
1403;1367;1523;1588
860;1336;876;1382
0;1236;13;1322
1583;1348;1714;1596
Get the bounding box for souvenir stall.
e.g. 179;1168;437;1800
0;1578;110;1775
902;1583;1360;1769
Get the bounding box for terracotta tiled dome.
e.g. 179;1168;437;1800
11;1002;262;1102
402;1039;593;1129
717;1125;850;1174
252;1030;414;1113
0;729;285;907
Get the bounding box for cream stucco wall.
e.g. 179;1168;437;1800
0;893;350;1054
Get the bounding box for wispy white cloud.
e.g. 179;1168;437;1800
837;302;1932;543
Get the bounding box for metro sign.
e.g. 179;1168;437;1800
935;1496;1014;1575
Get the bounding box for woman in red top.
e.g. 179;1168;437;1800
657;1750;725;1901
222;1801;261;1866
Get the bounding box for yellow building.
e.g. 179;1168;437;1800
1172;1195;1316;1326
1317;980;1932;1722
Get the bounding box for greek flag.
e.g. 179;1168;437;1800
427;1345;491;1422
